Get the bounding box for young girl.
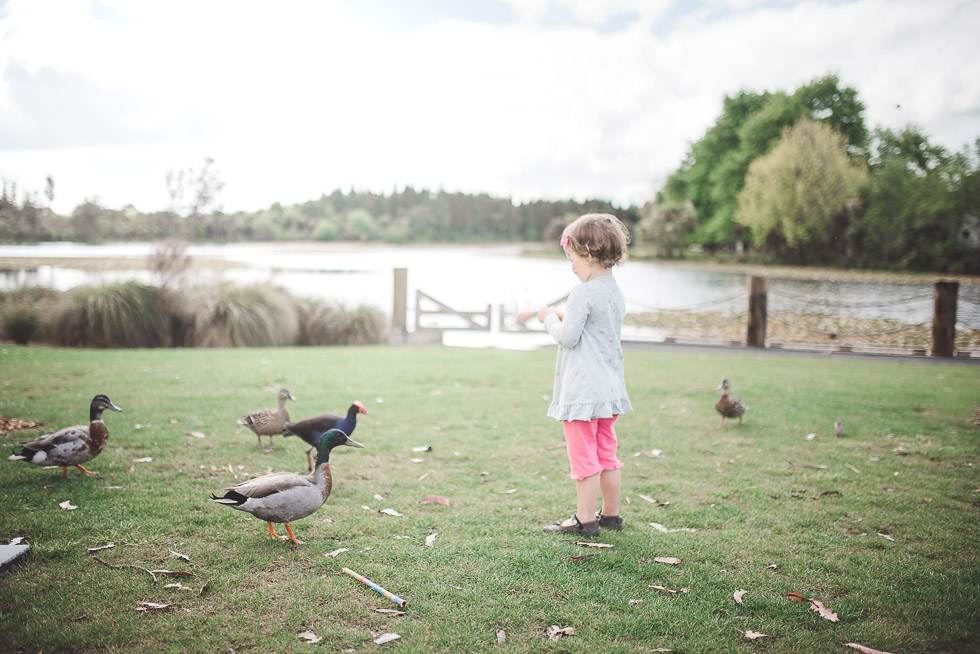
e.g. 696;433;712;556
538;213;632;536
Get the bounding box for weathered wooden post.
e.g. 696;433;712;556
391;268;407;342
931;280;958;357
746;276;768;348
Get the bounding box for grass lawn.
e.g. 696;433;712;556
0;344;977;653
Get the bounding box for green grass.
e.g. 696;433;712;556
0;344;977;653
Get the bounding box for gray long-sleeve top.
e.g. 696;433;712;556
543;275;633;422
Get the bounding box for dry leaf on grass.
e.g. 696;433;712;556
877;532;895;542
574;541;613;548
170;550;190;561
629;599;644;605
59;500;78;511
496;629;506;644
297;630;322;643
374;609;406;616
425;533;437;547
374;633;400;644
87;543;114;552
638;494;660;504
809;598;839;622
785;591;806;602
325;548;348;558
650;522;698;533
419;495;451;506
9;537;24;546
132;457;153;463
845;643;895;654
654;556;681;565
164;583;193;592
741;629;772;639
135;602;170;612
546;625;575;642
379;508;404;517
570;553;597;562
649;585;690;594
412;445;432;452
184;430;206;438
500;488;518;494
733;589;747;604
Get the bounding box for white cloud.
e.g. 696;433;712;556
0;0;977;215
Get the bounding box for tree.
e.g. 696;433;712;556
734;118;867;257
663;75;866;249
854;128;980;273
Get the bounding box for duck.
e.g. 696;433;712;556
834;420;843;438
8;394;123;477
209;428;363;544
284;401;368;471
238;388;296;452
715;379;747;427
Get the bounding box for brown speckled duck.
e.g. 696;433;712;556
238;388;296;452
715;379;747;427
8;394;123;476
209;429;363;544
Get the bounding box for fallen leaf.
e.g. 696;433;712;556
654;556;681;565
184;430;206;438
169;550;190;561
574;541;613;548
9;537;24;546
734;589;747;604
877;532;895;542
805;433;817;440
638;494;659;504
570;553;597;562
845;643;896;654
361;505;373;512
496;629;506;644
412;445;432;452
373;493;385;501
374;633;400;644
629;599;644;605
374;608;406;616
809;598;839;622
649;585;690;594
59;500;78;511
785;591;806;602
132;457;153;463
766;563;778;569
650;522;698;533
164;583;193;591
88;543;115;552
425;533;437;547
135;602;169;612
500;488;518;494
846;464;862;474
325;548;348;558
742;630;772;639
546;625;575;642
150;570;196;578
379;508;404;517
419;495;451;506
297;630;322;643
409;458;424;463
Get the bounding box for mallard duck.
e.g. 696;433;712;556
715;379;747;427
238;388;296;452
834;420;843;437
209;429;363;544
284;401;368;471
8;394;123;477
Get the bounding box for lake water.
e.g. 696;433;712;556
1;242;978;335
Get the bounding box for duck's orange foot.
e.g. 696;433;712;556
75;464;97;475
284;523;305;545
266;522;280;539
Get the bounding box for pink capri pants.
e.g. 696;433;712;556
563;415;623;480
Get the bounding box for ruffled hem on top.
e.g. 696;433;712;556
547;398;633;422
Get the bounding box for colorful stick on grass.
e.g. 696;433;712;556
342;567;408;607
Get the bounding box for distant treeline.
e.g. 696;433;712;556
0;185;639;246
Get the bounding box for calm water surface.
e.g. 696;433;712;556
1;242;978;330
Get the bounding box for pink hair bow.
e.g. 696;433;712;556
560;235;568;247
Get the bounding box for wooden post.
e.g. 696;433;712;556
392;268;407;338
746;276;768;348
931;280;958;357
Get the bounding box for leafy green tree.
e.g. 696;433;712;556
734;118;867;257
346;208;379;240
663;75;866;249
854;128;979;273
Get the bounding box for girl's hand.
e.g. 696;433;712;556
537;308;564;322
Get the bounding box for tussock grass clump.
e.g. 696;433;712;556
0;287;59;344
182;282;300;347
48;281;171;348
302;301;386;345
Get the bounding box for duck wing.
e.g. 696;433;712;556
219;471;313;500
12;425;92;464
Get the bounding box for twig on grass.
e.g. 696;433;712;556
91;555;159;583
787;460;828;469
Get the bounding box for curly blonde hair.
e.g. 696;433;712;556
562;213;631;268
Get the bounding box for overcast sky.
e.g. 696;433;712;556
0;0;978;216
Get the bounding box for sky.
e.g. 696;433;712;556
0;0;978;216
